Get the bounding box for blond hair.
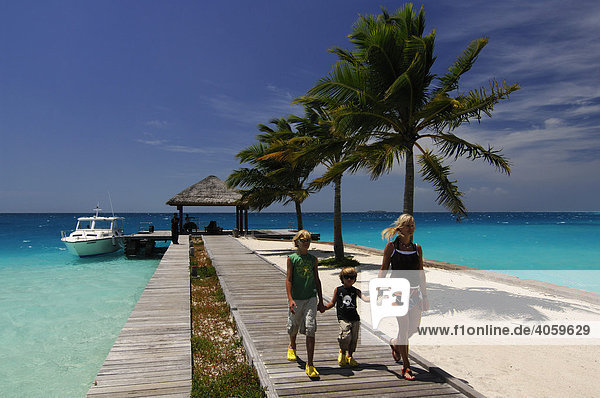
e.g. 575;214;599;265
381;214;415;241
292;229;312;247
339;266;357;283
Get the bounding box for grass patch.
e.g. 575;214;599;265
194;265;216;278
319;255;361;268
190;241;214;278
192;363;264;398
190;237;265;398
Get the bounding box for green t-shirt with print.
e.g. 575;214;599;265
289;253;317;300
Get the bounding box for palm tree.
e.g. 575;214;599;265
226;118;315;230
282;100;357;261
306;4;520;220
255;102;359;262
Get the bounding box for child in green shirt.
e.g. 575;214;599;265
286;230;324;379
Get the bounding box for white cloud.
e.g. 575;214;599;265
200;84;303;127
569;104;600;117
544;118;564;129
136;137;237;156
145;120;170;128
136;138;167;146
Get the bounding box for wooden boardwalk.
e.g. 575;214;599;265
87;237;191;397
203;235;471;398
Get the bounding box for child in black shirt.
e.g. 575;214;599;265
323;267;369;366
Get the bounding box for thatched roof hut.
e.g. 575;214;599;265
166;175;242;207
166;175;248;233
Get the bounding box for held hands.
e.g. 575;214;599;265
422;297;429;311
290;300;327;313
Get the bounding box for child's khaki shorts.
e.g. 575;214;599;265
287;296;317;337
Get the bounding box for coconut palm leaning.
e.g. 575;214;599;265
226;117;315;230
267;99;359;261
305;4;520;220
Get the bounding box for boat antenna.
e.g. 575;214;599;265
108;191;115;217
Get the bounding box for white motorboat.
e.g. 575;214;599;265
61;206;125;257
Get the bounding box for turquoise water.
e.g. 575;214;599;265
0;211;598;396
330;212;600;292
0;214;159;397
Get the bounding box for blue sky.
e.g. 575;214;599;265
1;1;598;213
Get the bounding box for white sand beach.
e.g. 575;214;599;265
236;236;600;398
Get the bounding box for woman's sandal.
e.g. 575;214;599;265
389;339;400;362
402;367;416;381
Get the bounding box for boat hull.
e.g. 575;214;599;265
62;237;123;257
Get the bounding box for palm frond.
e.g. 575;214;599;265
329;46;361;67
363;137;415;177
453;81;520;125
429;133;511;175
310;155;362;189
226;167;266;190
417;150;467;221
235;143;266;164
435;38;488;95
384;68;414;102
308;61;372;106
415;93;457;128
316;138;409;182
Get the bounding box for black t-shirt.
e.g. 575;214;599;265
335;285;360;322
390;238;421;286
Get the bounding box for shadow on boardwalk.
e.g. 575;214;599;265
203;235;476;398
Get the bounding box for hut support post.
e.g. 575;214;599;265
244;207;248;235
177;206;183;233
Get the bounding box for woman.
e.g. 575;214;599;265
378;213;428;380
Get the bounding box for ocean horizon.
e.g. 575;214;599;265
0;211;598;396
2;210;599;273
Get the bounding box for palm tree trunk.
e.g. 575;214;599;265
295;200;303;230
333;175;344;260
403;146;415;215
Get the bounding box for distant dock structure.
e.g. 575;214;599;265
124;175;319;256
123;230;171;257
253;229;320;241
166;175;249;234
123;229;320;257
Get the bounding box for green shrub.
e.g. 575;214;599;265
193;265;216;279
192;363;265;397
319;256;360;268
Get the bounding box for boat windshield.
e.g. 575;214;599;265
94;220;113;230
76;221;92;230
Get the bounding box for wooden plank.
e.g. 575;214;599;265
87;237;191;397
203;235;471;398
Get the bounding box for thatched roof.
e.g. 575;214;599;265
165;175;243;207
